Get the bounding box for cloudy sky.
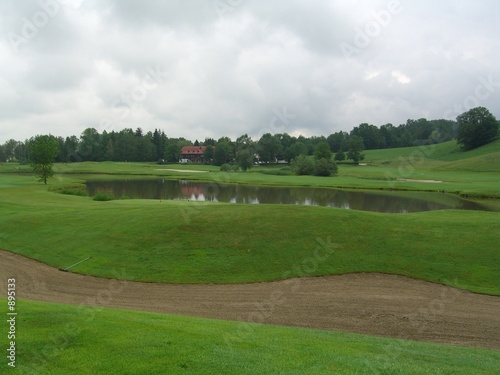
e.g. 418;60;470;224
1;0;499;143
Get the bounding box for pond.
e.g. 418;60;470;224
85;179;494;213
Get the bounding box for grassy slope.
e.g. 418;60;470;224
4;298;499;375
2;140;500;198
362;139;500;175
0;174;499;294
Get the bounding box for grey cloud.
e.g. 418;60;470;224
1;0;500;143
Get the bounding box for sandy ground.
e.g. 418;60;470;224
397;179;443;183
1;250;499;349
154;169;209;173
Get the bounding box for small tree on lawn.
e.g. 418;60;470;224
347;135;365;165
314;141;332;160
236;149;254;171
334;150;346;162
29;135;59;184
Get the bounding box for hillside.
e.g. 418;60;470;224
364;139;500;172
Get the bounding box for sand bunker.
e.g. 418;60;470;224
155;169;209;173
1;250;498;349
398;179;443;183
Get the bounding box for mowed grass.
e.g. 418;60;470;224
364;138;500;171
0;174;499;294
4;298;499;375
2;139;499;197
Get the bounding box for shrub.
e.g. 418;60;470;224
291;155;314;175
51;185;88;197
220;163;232;172
259;167;293;176
314;158;338;177
93;192;115;201
334;150;346;162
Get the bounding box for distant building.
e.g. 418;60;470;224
180;146;207;163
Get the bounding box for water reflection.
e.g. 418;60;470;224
86;179;494;213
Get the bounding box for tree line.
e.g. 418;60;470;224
0;117;458;164
1;107;498;167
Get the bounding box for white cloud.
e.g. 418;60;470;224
392;71;411;85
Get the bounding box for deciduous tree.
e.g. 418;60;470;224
29;135;59;184
236;149;254;171
457;107;499;150
314;141;332;160
347;135;365;165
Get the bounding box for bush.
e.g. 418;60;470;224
220;163;232;172
259;167;293;176
51;185;88;197
93;192;115;201
314;158;338;177
334;150;346;162
231;165;240;172
291;155;314;175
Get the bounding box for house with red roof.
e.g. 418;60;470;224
180;146;208;163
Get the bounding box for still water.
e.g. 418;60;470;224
86;179;493;213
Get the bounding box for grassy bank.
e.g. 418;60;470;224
0;174;499;294
3;298;499;375
2;140;500;198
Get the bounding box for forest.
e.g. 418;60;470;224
0;118;457;165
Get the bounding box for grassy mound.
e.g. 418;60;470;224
364;139;500;171
0;175;499;294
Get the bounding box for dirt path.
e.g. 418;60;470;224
1;250;499;349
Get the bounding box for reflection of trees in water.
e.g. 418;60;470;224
86;180;493;213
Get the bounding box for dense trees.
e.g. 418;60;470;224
257;133;282;163
1;109;494;166
213;140;232;166
291;142;338;177
456;107;499;150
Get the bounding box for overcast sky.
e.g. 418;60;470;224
1;0;499;143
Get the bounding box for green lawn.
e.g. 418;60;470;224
2;139;500;199
4;298;499;375
0;174;499;294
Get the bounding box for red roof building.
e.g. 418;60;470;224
180;146;208;163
